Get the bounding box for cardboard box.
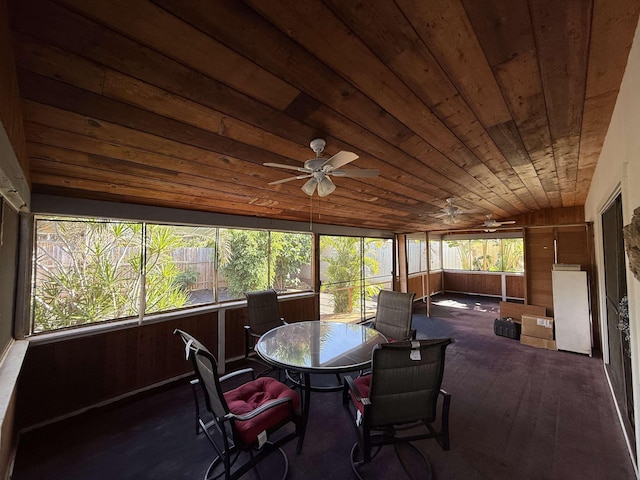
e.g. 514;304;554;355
520;334;557;351
521;314;554;340
499;301;546;323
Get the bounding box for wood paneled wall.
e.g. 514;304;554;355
407;272;444;300
444;271;502;296
514;206;585;226
407;274;423;299
505;274;525;299
443;271;524;299
17;312;218;429
16;295;316;430
524;225;592;314
524;227;555;309
0;0;28;176
524;223;599;349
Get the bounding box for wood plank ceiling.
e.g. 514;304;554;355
7;0;640;232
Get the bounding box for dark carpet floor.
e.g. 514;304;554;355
12;294;635;479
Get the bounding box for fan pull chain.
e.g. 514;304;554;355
309;195;313;231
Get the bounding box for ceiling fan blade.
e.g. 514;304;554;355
331;169;379;178
500;220;516;225
268;174;311;185
301;178;317;196
263;162;308;173
317;176;336;197
322;151;358;170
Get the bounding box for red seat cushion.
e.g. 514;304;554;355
224;377;299;445
350;374;371;414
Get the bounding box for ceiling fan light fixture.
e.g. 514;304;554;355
301;178;317;196
317;176;336;197
443;214;457;225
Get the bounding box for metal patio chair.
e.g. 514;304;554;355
343;338;453;480
175;329;304;480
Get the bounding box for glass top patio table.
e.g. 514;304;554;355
256;320;387;374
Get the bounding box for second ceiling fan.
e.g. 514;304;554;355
264;139;379;196
480;214;516;231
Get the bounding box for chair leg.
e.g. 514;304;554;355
190;379;201;435
243;327;251;359
437;390;451;451
295;416;305;454
362;425;372;463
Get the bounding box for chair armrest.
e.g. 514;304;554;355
358;319;375;329
344;375;370;406
393;329;417;342
223;396;295;422
244;325;261;338
220;368;256;383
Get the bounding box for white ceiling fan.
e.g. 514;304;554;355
433;198;467;224
264;138;379;197
481;214;516;230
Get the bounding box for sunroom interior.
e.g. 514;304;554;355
2;1;640;478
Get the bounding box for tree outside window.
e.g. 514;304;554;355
319;236;383;318
32;219;312;333
33;220;189;332
443;237;523;272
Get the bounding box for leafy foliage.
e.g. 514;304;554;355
320;236;381;314
219;229;269;298
144;225;190;314
270;232;311;291
445;238;523;272
33;221;188;331
220;230;311;298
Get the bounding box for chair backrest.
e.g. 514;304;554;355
367;338;452;427
373;290;416;340
174;329;233;439
245;289;282;335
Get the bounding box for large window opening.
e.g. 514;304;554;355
318;235;393;323
407;235;427;274
32;217;312;334
442;235;524;272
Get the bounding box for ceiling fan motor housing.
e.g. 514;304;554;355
309;138;326;155
304;158;329;172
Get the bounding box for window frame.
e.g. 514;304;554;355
30;216;314;336
441;233;524;273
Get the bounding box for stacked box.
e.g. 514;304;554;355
520;314;557;350
493;318;521;340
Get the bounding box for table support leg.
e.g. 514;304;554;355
296;372;311;454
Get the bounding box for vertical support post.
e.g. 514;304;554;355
312;233;320;319
218;308;226;374
426;232;432;316
397;234;408;293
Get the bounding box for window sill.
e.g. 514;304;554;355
0;339;29;448
27;291;315;346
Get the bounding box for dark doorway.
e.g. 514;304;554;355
602;193;635;451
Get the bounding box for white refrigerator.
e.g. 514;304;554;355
552;267;592;356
